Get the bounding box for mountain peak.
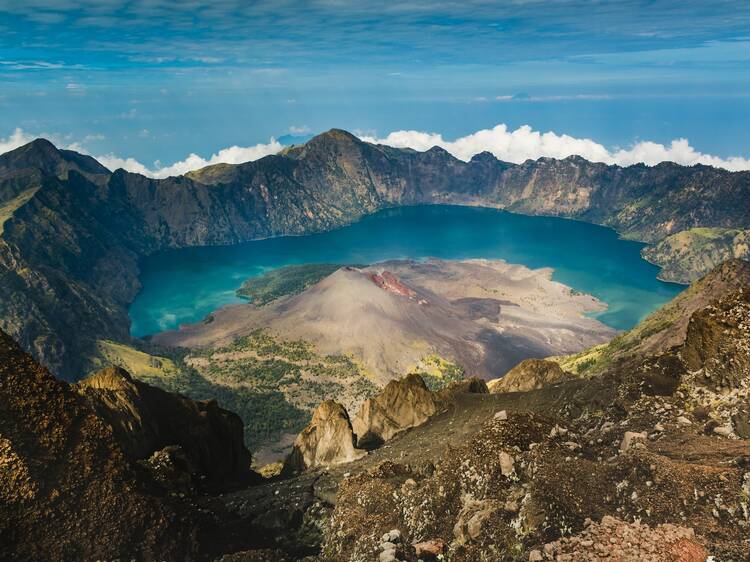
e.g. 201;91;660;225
0;137;62;168
300;128;362;148
0;137;110;183
25;137;59;152
470;150;499;163
319;128;359;140
281;128;365;160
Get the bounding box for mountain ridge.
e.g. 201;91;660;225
0;130;748;377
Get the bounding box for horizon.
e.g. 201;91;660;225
2;1;750;176
5;125;750;180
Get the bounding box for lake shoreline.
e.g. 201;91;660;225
130;205;684;337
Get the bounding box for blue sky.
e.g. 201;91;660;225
1;1;750;174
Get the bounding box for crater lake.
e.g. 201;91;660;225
129;205;684;337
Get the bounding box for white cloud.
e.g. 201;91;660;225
0;60;85;71
190;56;223;64
0;128;36;154
4;124;750;178
360;124;750;172
495;94;613;102
1;128;284;178
288;125;311;135
97;139;285;178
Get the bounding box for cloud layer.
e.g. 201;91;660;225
96;140;284;178
0;128;283;178
3;125;750;177
360;124;750;172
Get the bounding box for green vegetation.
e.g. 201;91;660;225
237;263;358;305
0;187;39;235
556;265;718;376
100;330;379;451
642;227;750;283
148;362;308;450
95;340;179;378
408;354;465;390
188;331;379;447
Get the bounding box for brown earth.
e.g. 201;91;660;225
0;330;201;561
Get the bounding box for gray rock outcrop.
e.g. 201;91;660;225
283;400;366;473
352;373;440;449
488;359;568;393
75;365;251;484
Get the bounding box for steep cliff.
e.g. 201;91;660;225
76;366;252;485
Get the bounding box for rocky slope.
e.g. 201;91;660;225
0;329;200;560
282;375;490;476
309;261;750;562
0;327;292;561
556;258;750;376
1;131;749;378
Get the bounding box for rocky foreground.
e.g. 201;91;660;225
1;260;750;561
219;261;750;562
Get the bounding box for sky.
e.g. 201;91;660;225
1;0;750;177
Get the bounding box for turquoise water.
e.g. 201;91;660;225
129;205;684;337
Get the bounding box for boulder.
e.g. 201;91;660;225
413;539;446;558
352;374;440;449
75;365;251;485
435;376;489;403
453;497;498;543
620;431;648;453
283;400;366;473
487;359;569;393
499;451;515;476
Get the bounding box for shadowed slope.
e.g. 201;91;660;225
0;329;200;561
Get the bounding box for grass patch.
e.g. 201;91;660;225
95;339;178;379
408;354;465;390
0;187;39;235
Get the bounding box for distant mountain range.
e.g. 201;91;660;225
1;129;749;377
